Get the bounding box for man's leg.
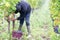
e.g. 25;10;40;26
25;13;31;35
18;18;24;31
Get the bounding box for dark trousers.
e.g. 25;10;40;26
20;13;30;26
18;13;31;34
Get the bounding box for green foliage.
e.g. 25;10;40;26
27;0;41;8
0;0;19;16
0;0;42;16
50;0;60;26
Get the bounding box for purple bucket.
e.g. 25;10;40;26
12;31;23;39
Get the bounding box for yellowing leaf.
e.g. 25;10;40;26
5;2;10;8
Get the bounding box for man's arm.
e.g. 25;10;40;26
11;9;18;21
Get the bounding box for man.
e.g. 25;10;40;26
54;25;60;34
12;0;31;37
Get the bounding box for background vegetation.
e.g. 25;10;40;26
0;0;60;40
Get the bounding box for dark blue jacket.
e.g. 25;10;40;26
15;1;31;20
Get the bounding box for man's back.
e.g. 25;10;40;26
16;1;31;14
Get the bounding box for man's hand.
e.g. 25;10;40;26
11;18;16;21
